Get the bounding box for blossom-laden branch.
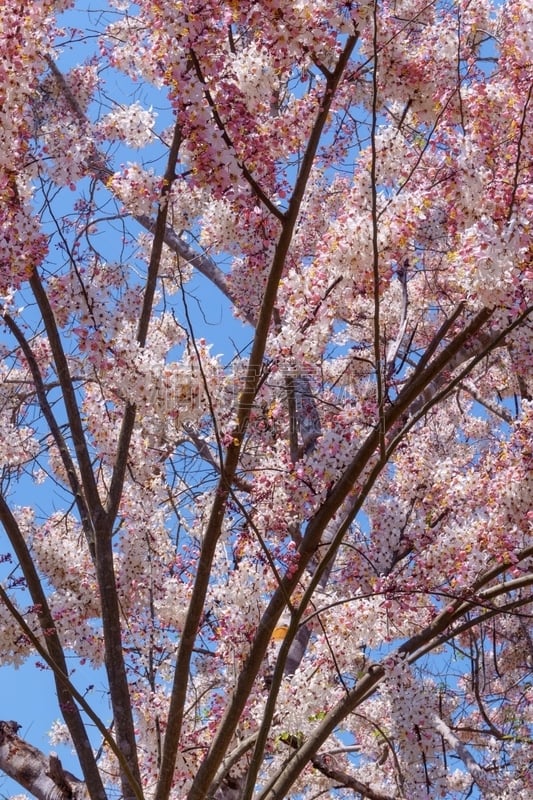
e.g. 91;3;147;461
259;547;533;800
92;118;185;800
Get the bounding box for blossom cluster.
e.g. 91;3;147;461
96;102;157;148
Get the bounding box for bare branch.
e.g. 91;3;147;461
0;722;89;800
433;715;489;792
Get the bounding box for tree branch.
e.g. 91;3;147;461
187;47;284;222
0;722;89;800
0;311;96;557
281;733;396;800
83;118;184;800
432;715;489;793
370;0;386;460
29;271;104;524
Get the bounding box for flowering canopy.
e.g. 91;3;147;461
0;1;532;799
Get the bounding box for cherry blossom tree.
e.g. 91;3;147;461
1;1;532;799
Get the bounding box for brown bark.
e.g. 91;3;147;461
0;722;89;800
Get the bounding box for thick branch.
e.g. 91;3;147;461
281;734;395;800
91;533;143;800
0;722;89;800
433;715;489;792
370;0;385;460
87;120;184;800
